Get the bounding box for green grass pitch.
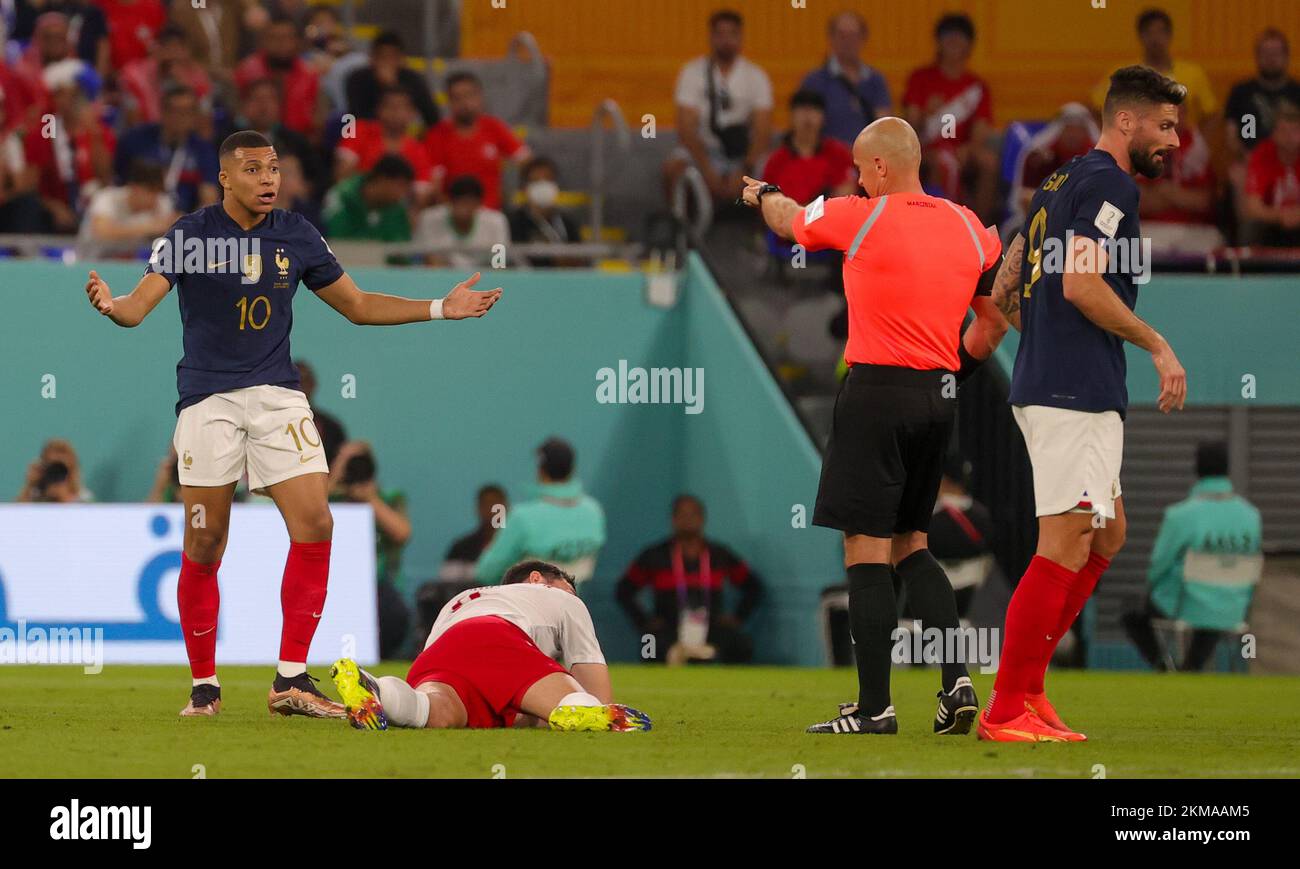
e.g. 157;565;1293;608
2;664;1297;778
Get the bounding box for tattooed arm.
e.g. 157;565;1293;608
991;233;1025;332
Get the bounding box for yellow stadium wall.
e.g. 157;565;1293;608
461;0;1300;128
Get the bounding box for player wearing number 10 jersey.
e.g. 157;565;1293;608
84;130;503;720
980;67;1189;741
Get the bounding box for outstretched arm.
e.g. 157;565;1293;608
740;174;802;241
990;233;1024;331
85;270;170;328
315;271;501;325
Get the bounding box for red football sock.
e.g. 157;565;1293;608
1028;552;1111;695
279;540;331;664
177;553;221;680
987;555;1076;723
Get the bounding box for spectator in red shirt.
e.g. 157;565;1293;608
23;58;115;232
1241;100;1300;247
1138;105;1223;256
234;13;321;139
424;71;530;210
119;25;213;128
336;86;435;206
902;13;999;222
761;90;856;206
95;0;165;69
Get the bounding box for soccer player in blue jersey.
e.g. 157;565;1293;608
981;67;1188;741
84;131;501;718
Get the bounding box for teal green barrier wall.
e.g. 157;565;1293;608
992;275;1300;404
0;255;838;664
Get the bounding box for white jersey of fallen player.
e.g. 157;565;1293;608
424;583;607;668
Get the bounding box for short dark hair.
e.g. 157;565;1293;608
372;30;404;53
368;154;415;181
710;9;742;30
1137;8;1172;34
537;437;575;480
446;71;481;92
447;174;484;200
219;130;274;159
162;82;195;106
377;85;412;106
1102;64;1186;118
672;493;705;515
243;77;279;100
935;13;975;42
267;12;298;31
521;154;559;181
477;483;506;500
501;560;576;586
790;89;826;112
157;24;186;44
1195;440;1229;478
127;159;165;190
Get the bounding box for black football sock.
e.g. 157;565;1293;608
847;562;897;718
895;549;968;693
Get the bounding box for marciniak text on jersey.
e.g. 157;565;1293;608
595;360;704;415
1038;231;1152;285
147;231;264;284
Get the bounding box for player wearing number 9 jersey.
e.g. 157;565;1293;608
980;67;1189;741
84;130;503;721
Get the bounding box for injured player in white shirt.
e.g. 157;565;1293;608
330;561;651;732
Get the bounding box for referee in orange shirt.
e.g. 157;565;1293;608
742;117;1010;735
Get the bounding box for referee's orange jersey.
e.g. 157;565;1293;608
792;193;1001;371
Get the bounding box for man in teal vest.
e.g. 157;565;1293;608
1123;441;1262;671
475;438;607;587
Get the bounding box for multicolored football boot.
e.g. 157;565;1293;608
329;658;388;731
548;704;652;732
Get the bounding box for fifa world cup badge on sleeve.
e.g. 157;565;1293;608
805;195;826;225
1094;201;1123;239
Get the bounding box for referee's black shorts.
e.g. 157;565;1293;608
813;363;955;539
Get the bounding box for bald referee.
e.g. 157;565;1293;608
742;117;1009;735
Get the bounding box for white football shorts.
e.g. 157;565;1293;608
1012;404;1123;520
173;384;329;493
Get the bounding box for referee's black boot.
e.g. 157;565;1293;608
933;676;979;735
807;702;897;734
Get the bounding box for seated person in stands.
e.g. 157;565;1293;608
323;154;414;241
508;156;583;267
79;160;179;247
663;9;773;208
335;86;435;207
424;71;529;211
1137;103;1223;257
761;90;856;205
617;494;762;665
1239;100;1300;247
902;13;999;222
414;174;510;269
1122;442;1263;672
438;484;509;582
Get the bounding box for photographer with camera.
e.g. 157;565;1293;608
17;439;93;503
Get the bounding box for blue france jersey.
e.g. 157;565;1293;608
1009;149;1142;418
144;205;344;414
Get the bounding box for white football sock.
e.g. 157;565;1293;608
192;676;219;688
277;660;307;678
557;691;601;708
378;676;429;728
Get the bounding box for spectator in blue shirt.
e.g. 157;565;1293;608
113;83;219;214
798;11;893;146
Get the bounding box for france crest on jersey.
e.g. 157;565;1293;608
1009;149;1145;418
144;206;344;414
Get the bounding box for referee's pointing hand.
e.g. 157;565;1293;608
442;272;503;320
740;176;771;208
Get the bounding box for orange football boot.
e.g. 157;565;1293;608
976;708;1069;742
1026;692;1087;741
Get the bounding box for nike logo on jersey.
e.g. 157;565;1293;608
311;611;323;619
207;260;230;270
193;627;215;637
300;454;320;464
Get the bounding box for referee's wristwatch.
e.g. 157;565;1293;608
755;183;782;204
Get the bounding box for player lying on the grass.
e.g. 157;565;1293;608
331;560;651;732
85;130;502;720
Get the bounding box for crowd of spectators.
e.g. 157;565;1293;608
670;7;1300;256
0;1;581;265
